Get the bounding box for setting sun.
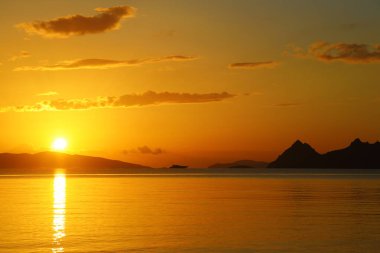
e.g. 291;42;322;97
52;138;68;152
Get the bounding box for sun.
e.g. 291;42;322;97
52;138;68;152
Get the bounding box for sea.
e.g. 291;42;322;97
1;169;380;253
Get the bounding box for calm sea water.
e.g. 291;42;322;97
1;171;380;252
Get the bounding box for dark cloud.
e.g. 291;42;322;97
290;41;380;64
123;146;165;155
229;61;279;69
138;146;164;155
1;91;236;112
14;55;197;71
16;6;136;38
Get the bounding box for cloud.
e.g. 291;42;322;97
123;146;165;155
37;91;59;96
10;51;31;61
138;146;164;155
289;41;380;64
229;61;279;70
1;91;236;112
14;55;197;71
273;103;302;107
244;91;263;96
16;6;136;38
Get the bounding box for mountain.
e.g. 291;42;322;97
208;160;268;169
268;140;322;168
0;152;148;173
322;139;380;168
268;139;380;168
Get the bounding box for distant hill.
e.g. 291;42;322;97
268;139;380;168
169;164;188;169
209;160;268;169
0;152;148;173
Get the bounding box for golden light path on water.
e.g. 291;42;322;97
52;170;66;253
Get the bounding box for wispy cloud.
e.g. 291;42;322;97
1;91;236;112
9;51;31;61
229;61;279;70
37;91;59;96
14;55;197;71
123;146;165;155
154;29;176;38
289;41;380;64
273;103;302;107
16;6;136;38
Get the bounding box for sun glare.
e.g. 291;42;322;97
53;171;66;252
52;138;68;151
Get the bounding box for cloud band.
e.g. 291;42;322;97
229;61;279;69
1;91;236;112
14;55;197;71
290;41;380;64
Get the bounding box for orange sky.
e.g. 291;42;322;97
1;0;380;167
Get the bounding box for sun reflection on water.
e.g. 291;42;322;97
52;171;66;253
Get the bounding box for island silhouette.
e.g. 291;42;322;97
0;152;149;174
268;138;380;168
0;138;379;174
169;164;188;169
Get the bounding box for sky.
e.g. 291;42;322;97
1;0;380;167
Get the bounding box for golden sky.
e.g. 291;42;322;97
1;0;380;167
